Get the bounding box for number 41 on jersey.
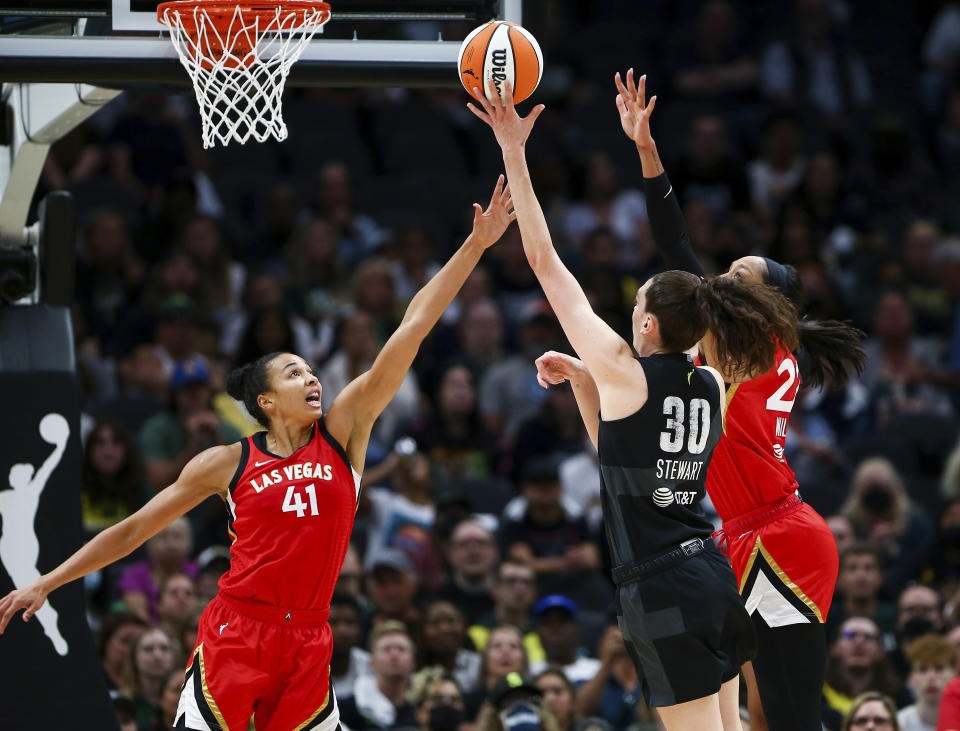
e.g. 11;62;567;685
282;484;319;518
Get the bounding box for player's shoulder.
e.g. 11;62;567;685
696;364;725;394
183;441;246;485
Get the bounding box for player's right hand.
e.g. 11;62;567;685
0;582;49;635
535;350;585;388
614;69;657;149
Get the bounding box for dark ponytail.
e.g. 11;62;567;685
226;352;282;428
695;276;800;380
645;271;799;379
762;260;866;387
796;318;866;387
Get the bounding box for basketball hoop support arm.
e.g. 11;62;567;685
0;83;121;248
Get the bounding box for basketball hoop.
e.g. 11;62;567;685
157;0;332;148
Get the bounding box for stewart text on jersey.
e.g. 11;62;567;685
598;353;722;565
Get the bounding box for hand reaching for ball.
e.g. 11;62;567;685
467;79;546;152
615;69;657;150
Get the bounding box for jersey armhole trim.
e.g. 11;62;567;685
318;418;354;473
228;438;250;496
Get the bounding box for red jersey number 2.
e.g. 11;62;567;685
765;358;797;414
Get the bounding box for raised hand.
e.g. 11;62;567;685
535;350;587;388
615;69;657;149
471;174;516;247
0;581;48;635
467;78;545;151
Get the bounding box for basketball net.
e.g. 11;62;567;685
158;1;331;148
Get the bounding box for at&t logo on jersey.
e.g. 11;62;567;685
652;487;698;508
652;487;674;507
772;444;785;462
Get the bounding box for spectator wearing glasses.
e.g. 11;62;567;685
824;617;904;725
898;634;955;731
842;692;900;731
469;560;546;666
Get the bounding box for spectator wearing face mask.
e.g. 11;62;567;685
411;669;468;731
842;458;935;594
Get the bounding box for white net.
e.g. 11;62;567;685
158;2;331;148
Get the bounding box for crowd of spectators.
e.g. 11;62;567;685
50;1;960;729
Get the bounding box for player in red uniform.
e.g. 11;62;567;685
611;70;866;731
0;177;517;731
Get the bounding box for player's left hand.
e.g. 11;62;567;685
468;79;545;151
535;350;585;388
471;174;516;247
615;69;657;149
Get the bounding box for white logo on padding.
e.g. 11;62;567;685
652;487;674;507
0;413;70;656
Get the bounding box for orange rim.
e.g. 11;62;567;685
157;0;331;32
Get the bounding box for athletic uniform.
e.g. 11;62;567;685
599;353;756;707
643;170;839;730
175;419;360;731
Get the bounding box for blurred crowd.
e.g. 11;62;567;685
49;1;960;729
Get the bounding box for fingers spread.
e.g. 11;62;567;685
467;103;492;126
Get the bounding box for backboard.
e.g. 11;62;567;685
0;0;521;87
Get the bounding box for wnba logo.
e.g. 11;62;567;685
491;48;507;94
652;487;674;507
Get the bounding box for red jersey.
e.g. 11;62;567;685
706;346;800;520
218;419;360;610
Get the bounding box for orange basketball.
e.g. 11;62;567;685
457;21;543;105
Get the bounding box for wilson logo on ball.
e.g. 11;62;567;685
457;21;543;104
652;487;675;508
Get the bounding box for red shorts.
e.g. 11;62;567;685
717;495;838;626
174;592;339;731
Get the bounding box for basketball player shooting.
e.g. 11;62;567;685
0;176;515;731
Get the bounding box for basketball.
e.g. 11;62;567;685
457;21;543;104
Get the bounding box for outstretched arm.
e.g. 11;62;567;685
536;351;601;449
0;443;234;633
327;176;515;469
468;80;635;389
615;70;703;278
